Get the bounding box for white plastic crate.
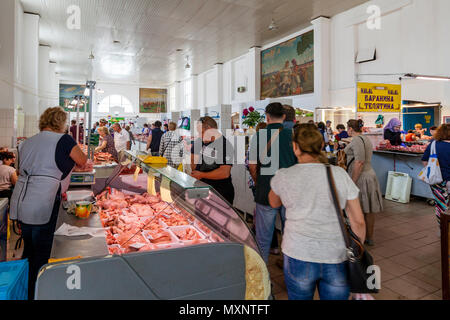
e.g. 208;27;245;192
385;171;412;204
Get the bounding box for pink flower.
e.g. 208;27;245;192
243;109;249;116
249;107;255;112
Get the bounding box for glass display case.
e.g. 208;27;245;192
36;151;269;300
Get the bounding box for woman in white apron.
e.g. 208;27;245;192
10;107;87;299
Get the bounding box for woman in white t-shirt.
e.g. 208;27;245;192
268;123;366;300
0;152;18;200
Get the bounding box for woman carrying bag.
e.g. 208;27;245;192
268;124;366;300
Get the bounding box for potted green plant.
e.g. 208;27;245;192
242;107;264;128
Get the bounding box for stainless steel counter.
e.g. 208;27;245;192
94;163;118;179
50;203;108;260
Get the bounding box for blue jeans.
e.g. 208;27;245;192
284;255;350;300
254;203;286;264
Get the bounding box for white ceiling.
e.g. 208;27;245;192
21;0;369;86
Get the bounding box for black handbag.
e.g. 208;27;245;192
325;164;379;294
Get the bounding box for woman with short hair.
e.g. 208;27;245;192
10;107;87;299
95;126;118;161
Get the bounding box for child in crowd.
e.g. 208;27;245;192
334;124;349;150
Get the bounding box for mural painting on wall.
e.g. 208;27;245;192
261;30;314;99
59;84;89;112
139;88;167;113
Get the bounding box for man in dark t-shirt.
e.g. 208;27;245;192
190;117;235;204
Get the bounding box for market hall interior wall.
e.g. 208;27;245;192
329;0;450;122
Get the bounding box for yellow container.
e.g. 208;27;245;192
75;201;92;219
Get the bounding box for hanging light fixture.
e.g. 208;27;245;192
404;73;450;82
185;56;191;69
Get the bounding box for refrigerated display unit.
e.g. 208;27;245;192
35;150;270;300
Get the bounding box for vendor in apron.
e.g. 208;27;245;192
10;107;87;300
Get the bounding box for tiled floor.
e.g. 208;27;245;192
268;197;443;300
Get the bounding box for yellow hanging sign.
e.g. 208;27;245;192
357;82;401;113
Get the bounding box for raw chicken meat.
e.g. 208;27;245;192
130;203;154;217
74;159;94;172
173;228;201;241
145;230;172;244
160;213;189;227
97;188;216;255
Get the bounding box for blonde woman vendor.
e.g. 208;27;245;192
10;107;87;299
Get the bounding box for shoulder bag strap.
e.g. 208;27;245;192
258;128;282;170
325;164;351;249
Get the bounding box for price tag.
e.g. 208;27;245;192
133;165;141;182
160;176;173;203
147;175;156;196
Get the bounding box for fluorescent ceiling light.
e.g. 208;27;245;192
405;73;450;81
415;76;450;81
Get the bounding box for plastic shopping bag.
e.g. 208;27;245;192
418;141;443;185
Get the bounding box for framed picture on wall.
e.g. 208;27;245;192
261;30;314;100
59;84;89;112
444;116;450;124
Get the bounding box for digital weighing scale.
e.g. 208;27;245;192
70;170;96;186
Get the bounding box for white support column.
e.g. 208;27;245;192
191;75;198;109
311;16;331;107
49;63;59;106
247;47;262;101
22;12;40;137
39;45;51;115
0;0;16;147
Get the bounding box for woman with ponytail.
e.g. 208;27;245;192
345;119;383;246
268;124;366;300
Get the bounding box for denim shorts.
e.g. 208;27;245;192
283;255;350;300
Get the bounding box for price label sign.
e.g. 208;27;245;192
160;177;173;203
147;175;156;196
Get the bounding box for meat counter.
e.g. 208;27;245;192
36;150;270;300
